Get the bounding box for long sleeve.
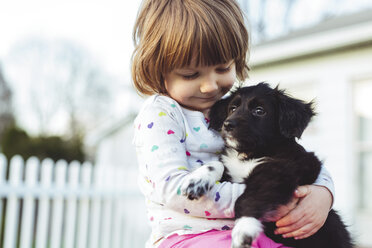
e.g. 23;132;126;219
133;95;245;219
313;164;335;206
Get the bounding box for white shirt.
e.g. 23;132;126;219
133;94;335;247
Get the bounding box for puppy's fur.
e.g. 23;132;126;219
183;83;353;248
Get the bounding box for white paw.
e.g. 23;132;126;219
181;161;224;200
231;217;263;248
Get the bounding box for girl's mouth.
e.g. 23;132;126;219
198;94;219;101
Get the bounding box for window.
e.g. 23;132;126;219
354;79;372;210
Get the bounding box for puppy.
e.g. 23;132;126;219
182;83;353;248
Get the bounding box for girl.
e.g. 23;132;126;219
131;0;334;247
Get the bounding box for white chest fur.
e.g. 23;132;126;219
220;148;263;183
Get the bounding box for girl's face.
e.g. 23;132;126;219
164;60;236;116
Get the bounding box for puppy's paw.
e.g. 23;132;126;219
181;161;224;200
231;217;263;248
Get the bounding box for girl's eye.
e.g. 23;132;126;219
216;66;231;73
252;106;266;116
182;73;199;80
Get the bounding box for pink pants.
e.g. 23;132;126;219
158;230;290;248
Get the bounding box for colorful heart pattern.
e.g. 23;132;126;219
221;225;230;230
183;225;192;230
151;145;159;152
200;143;208;149
137;103;231;231
215;192;220;202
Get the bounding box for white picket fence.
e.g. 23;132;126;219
0;153;150;248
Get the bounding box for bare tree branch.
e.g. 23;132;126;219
6;38;114;138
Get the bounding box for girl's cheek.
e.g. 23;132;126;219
225;77;235;88
226;69;236;83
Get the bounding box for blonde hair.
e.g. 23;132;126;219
131;0;250;96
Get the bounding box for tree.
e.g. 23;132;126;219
5;38;114;139
0;63;15;144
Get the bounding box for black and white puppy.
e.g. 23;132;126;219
181;83;353;248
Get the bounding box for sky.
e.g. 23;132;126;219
0;0;141;80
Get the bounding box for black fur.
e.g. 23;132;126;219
209;82;353;248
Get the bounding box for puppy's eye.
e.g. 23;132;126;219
229;106;237;113
252;106;266;116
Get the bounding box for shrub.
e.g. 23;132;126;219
1;125;85;163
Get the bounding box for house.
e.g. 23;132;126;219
248;9;372;247
92;9;372;247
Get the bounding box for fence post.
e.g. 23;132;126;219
35;158;53;248
3;155;24;248
100;166;114;248
20;157;39;248
76;162;92;248
111;166;124;248
87;164;103;248
50;160;67;248
63;161;80;248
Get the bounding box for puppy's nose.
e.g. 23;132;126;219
223;120;237;131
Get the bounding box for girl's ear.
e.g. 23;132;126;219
276;88;315;139
209;96;234;131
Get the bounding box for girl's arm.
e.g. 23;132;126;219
274;166;334;239
134;101;245;219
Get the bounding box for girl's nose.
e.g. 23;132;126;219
200;77;218;93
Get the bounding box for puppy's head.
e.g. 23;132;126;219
209;82;315;153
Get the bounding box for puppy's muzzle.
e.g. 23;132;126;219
223;119;237;132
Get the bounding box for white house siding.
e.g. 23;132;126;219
95;125;138;169
248;42;372;246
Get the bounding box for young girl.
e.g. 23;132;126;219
131;0;334;247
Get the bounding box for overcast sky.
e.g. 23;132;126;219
0;0;142;81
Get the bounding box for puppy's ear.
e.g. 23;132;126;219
276;88;315;139
209;96;233;131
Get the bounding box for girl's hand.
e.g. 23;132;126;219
274;185;333;240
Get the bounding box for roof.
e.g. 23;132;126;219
250;9;372;67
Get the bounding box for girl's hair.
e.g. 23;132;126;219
131;0;250;96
